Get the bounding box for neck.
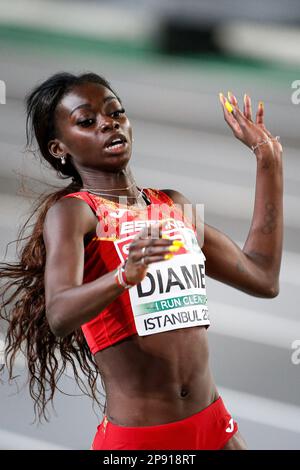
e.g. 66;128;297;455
79;167;147;203
81;169;134;191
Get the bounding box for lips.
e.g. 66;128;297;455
103;133;128;155
104;133;127;148
104;141;128;155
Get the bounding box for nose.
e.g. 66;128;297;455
100;118;120;133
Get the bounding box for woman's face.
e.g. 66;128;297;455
50;82;132;172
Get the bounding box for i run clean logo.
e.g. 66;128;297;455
0;80;6;104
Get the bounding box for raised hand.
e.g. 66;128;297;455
219;92;282;157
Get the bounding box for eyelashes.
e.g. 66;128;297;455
77;118;95;127
112;108;126;117
77;108;126;127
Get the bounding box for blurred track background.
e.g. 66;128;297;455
0;0;300;450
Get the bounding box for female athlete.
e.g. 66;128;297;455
0;72;283;450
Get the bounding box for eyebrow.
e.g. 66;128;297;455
69;95;118;116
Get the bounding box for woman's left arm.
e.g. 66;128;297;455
162;92;283;298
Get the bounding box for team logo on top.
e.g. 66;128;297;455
225;418;235;433
109;209;129;219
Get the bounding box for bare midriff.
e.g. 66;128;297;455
94;325;219;427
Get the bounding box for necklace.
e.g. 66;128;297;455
80;181;136;192
82;187;150;208
81;187;144;199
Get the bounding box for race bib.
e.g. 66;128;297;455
127;227;210;336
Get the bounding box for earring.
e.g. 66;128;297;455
61;156;66;165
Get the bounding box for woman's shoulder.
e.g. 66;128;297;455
49;191;92;211
59;191;99;214
149;188;184;206
44;191;97;236
156;188;192;206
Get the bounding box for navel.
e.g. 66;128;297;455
180;387;189;398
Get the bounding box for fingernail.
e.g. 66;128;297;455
225;100;233;113
164;254;174;260
162;234;170;239
228;91;233;101
172;240;184;247
168;245;180;252
219;92;225;102
243;93;247;103
259;101;264;109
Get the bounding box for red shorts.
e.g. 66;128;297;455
91;396;238;450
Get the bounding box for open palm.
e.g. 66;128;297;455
219;92;282;155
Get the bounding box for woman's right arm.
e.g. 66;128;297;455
43;199;174;338
43;198;126;337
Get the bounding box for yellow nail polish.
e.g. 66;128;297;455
219;92;224;102
172;240;184;247
225;100;233;113
164;254;174;260
259;101;264;109
168;245;180;252
227;91;233;100
162;234;170;239
243;93;247;103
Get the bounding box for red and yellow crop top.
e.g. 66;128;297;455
62;188;208;354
